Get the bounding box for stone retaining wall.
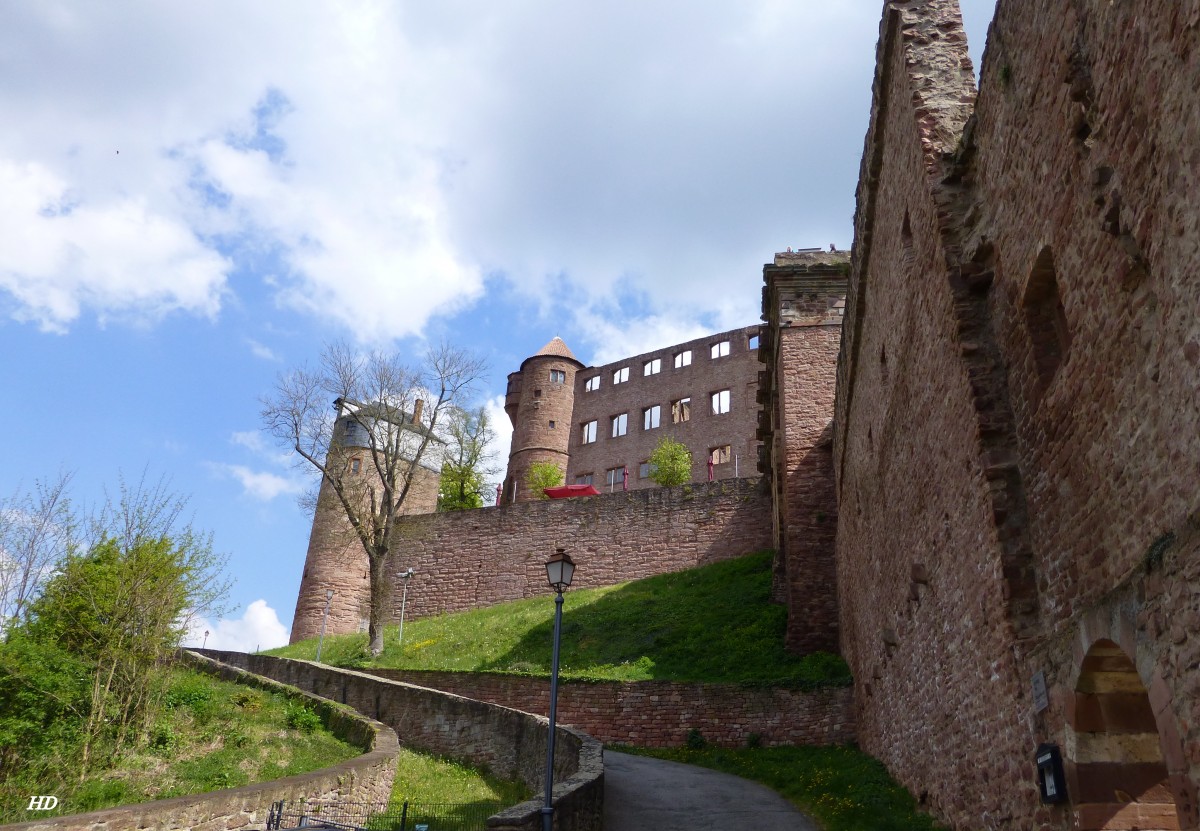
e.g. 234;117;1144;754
362;669;856;748
197;651;604;831
2;651;400;831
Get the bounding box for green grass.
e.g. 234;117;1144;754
391;747;530;804
614;744;947;831
270;551;852;687
0;668;361;823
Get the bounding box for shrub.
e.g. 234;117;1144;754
648;438;692;487
685;729;706;750
525;462;564;498
285;703;323;734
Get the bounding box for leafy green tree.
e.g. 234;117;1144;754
0;476;228;786
437;406;499;511
648;437;693;487
526;461;564;498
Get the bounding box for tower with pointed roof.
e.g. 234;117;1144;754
503;337;584;502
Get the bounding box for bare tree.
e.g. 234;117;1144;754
262;341;487;655
0;473;75;632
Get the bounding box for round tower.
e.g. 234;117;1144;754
504;337;583;502
289;402;376;643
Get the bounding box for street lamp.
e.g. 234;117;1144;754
397;568;416;650
316;589;334;662
202;629;209;649
541;548;575;831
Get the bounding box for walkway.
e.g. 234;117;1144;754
603;750;818;831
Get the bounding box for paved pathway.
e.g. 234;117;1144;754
603;750;818;831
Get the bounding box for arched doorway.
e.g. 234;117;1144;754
1068;639;1180;830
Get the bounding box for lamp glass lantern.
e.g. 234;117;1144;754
545;550;575;593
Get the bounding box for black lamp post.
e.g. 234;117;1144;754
541;548;575;831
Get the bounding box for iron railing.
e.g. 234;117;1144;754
266;799;505;831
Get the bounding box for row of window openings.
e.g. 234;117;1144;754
583;337;757;393
574;446;733;486
579;391;729;443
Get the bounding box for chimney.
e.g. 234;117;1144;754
412;399;424;424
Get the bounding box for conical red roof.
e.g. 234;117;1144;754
534;337;579;362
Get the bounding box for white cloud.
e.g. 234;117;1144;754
184;599;289;652
482;394;513;500
207;462;304;502
0;160;230;333
247;339;280;362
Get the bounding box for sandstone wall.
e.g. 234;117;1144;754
360;669;855;749
293;478;775;640
196;651;605;831
837;0;1200;828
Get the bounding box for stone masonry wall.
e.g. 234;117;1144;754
195;651;604;831
293;477;774;640
360;669;855;749
834;1;1036;828
3;651;399;831
838;0;1200;828
776;326;841;654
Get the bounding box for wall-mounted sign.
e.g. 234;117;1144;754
1031;670;1049;713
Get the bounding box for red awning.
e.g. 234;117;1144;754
543;484;601;499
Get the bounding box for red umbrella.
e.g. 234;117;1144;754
543;484;601;499
707;457;714;481
622;466;629;491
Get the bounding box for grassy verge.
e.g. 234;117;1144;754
0;667;360;823
270;551;852;688
613;744;946;831
390;746;530;805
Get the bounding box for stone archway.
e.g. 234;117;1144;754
1068;639;1181;830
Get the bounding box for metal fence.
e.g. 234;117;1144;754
266;799;506;831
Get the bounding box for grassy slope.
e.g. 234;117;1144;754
0;668;359;822
617;745;948;831
272;551;851;687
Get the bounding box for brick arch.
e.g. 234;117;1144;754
1065;624;1196;831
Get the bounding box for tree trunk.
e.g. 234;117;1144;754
367;551;389;656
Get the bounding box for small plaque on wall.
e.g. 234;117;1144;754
1031;670;1049;713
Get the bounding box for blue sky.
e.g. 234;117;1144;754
0;1;997;650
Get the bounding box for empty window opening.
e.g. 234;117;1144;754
534;389;542;398
1023;246;1071;391
613;367;630;384
643;405;661;430
550;369;566;384
643;358;661;376
710;340;730;359
748;334;760;350
581;420;597;444
709;445;731;464
584;375;600;392
672;398;691;423
711;389;731;415
548;420;556;429
674;350;692;368
1068;639;1182;830
606;467;624;488
611;413;628;437
349;457;363;474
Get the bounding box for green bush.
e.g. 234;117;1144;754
525;462;564;498
285;703;323;734
685;729;706;750
648;438;692;487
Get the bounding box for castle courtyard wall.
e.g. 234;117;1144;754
292;478;776;639
836;0;1200;828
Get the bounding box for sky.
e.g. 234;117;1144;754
0;0;998;651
